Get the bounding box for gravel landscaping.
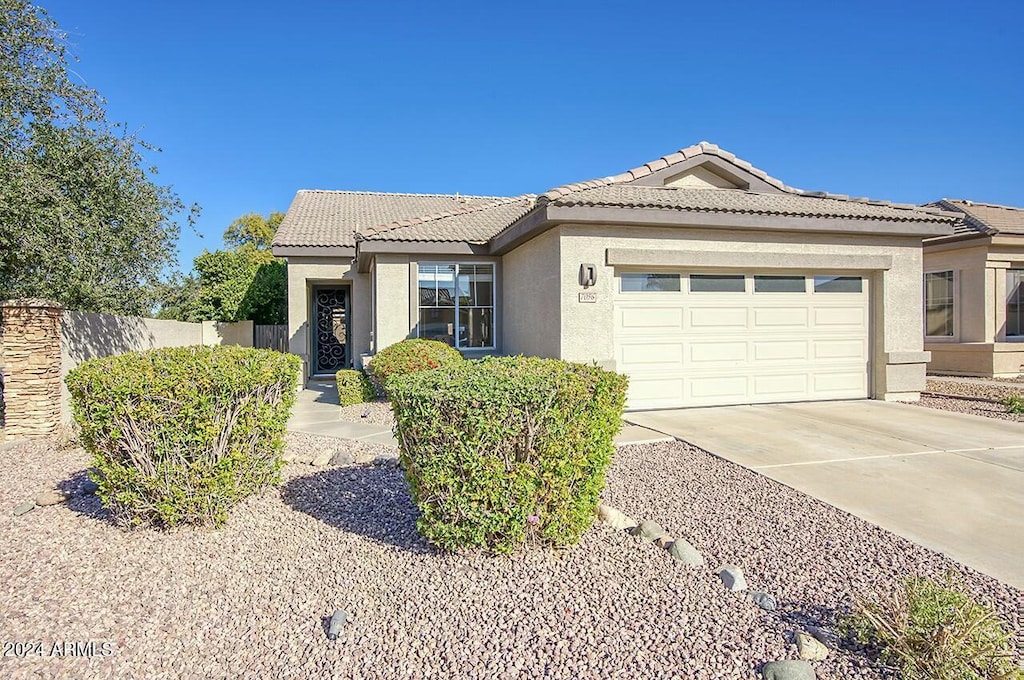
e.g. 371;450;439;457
926;377;1023;402
2;437;1021;679
915;378;1024;422
915;394;1024;423
337;398;394;428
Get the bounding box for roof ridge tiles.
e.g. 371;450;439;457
297;188;509;200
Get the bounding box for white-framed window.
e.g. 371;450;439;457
1008;269;1024;338
924;270;955;338
417;263;495;349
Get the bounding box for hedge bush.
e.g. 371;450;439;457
369;339;463;389
335;369;376;406
388;356;628;553
842;574;1023;680
65;345;300;528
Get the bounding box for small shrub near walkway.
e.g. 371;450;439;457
335;369;375;406
388;356;627;553
369;339;463;390
65;345;300;528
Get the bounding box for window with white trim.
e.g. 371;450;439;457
1008;269;1024;337
417;263;494;349
924;270;954;337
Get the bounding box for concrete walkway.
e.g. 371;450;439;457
289;384;397;445
626;400;1024;588
288;385;671;448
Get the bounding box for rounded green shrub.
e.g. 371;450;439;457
335;369;375;406
388;356;628;553
369;338;463;388
65;345;300;528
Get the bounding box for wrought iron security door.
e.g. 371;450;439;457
312;287;348;374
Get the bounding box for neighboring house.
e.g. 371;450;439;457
271;142;956;410
921;200;1024;377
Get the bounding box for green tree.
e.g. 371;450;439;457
189;248;286;324
0;0;196;314
223;211;284;250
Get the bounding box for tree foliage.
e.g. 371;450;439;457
0;0;195;314
223;211;285;250
157;210;287;324
191;247;286;324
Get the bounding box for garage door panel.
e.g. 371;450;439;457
628;377;685;406
814;306;865;327
689;307;747;328
813;339;866;360
813;371;866;394
689;341;747;364
619;342;684;369
753;340;809;361
689;375;748;399
615;271;869;409
753;307;809;328
620;307;684;330
753;373;809;396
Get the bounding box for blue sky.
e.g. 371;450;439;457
45;0;1022;272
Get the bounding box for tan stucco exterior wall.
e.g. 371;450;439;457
373;254;413;352
923;236;1024;376
501;228;561;358
554;224;930;400
285;256;370;379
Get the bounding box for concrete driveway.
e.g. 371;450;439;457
626;400;1024;588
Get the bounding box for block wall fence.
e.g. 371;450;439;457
0;299;253;442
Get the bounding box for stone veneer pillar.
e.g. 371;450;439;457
0;299;63;439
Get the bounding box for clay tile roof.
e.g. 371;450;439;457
531;142;957;225
357;196;537;243
272;190;509;248
928;199;1024;236
537;141;801;203
544;185;955;223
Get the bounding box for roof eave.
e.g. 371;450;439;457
271;245;356;257
489;204;954;254
355;240;492;273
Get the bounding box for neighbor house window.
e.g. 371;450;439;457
417;263;494;349
620;273;681;292
924;271;954;337
1008;269;1024;337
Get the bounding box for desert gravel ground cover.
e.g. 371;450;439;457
1;437;1020;680
337;398;394;427
916;378;1024;422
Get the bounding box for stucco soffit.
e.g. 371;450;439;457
605;248;894;271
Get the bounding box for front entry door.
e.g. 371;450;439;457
312;287;348;374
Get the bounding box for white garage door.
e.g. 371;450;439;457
614;271;870;410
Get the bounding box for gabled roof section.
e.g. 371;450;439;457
545;185;956;223
539;142;802;202
272;190;508;248
927;199;1024;236
357;196;536;243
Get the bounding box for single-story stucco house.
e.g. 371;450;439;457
921;199;1024;377
271;142;959;410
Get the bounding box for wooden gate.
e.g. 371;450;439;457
254;324;288;353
